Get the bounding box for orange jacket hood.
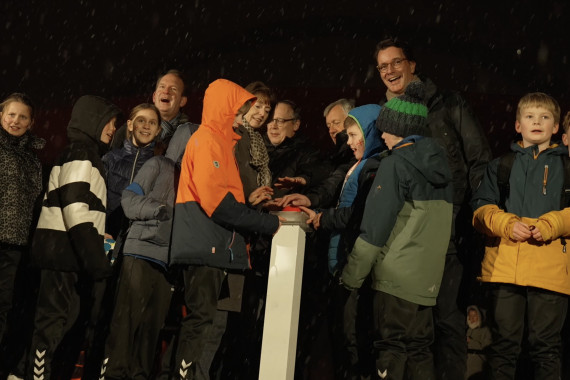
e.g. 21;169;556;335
176;79;255;217
201;78;256;142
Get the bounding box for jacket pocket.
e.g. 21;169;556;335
138;219;172;246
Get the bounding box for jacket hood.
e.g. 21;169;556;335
511;140;568;157
467;304;484;327
347;104;386;160
166;122;198;165
393;136;452;187
201;79;255;142
67;95;122;154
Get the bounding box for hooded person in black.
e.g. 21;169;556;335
25;95;121;380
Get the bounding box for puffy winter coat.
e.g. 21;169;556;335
32;95;121;279
472;142;570;295
320;104;386;273
102;138;156;238
121;123;197;266
342;137;454;306
170;79;279;270
0;127;45;246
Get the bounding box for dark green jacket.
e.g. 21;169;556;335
341;136;454;306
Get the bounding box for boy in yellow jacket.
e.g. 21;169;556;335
472;92;570;379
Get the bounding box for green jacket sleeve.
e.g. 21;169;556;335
340;236;382;289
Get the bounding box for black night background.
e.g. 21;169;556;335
2;0;570;163
1;0;570;379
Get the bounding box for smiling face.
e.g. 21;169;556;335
326;104;348;144
377;46;416;96
266;102;300;146
127;108;161;147
152;73;188;122
100;117;117;145
346;123;365;160
1;101;33;137
244;96;271;129
515;106;559;151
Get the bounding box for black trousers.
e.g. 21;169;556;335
102;256;173;380
171;266;226;380
26;270;83;380
0;246;22;342
433;253;467;380
373;291;436;380
488;284;568;380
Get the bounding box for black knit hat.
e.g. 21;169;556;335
376;81;428;137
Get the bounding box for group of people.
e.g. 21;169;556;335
0;37;569;380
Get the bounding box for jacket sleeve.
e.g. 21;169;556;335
58;157;110;279
359;157;405;248
449;93;492;191
211;192;279;236
121;158;169;221
533;208;570;241
305;160;351;208
297;148;328;189
473;204;519;239
341;236;382;289
320;205;353;232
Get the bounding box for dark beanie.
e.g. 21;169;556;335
376;81;428;137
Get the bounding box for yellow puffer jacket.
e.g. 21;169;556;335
473;204;570;295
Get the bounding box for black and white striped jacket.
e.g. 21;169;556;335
31;95;121;279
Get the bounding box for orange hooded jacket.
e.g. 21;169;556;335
170;79;279;270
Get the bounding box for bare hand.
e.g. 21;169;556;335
105;233;114;240
274;176;307;190
277;193;311;207
512;221;532;242
262;199;282;211
249;186;274;206
299;206;322;229
529;225;544;242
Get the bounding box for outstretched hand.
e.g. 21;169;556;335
274;176;307;190
249;186;274;206
299;206;322;229
276;193;311;208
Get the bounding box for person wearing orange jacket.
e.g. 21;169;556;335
167;79;282;380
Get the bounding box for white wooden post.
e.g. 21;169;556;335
258;211;308;380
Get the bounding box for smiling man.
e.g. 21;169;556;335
375;38;493;380
263;100;324;199
112;69;193;151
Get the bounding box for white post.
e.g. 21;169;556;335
258;212;308;380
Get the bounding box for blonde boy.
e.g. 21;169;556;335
472;92;570;379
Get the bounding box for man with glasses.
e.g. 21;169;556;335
374;38;492;380
264;100;323;199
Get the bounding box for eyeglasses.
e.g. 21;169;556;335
268;118;296;126
376;58;408;73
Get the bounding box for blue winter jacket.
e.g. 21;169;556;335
321;104;386;274
102;138;156;238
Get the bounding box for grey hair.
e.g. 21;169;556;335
323;98;355;118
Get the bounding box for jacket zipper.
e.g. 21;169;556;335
130;148;140;184
542;165;548;195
